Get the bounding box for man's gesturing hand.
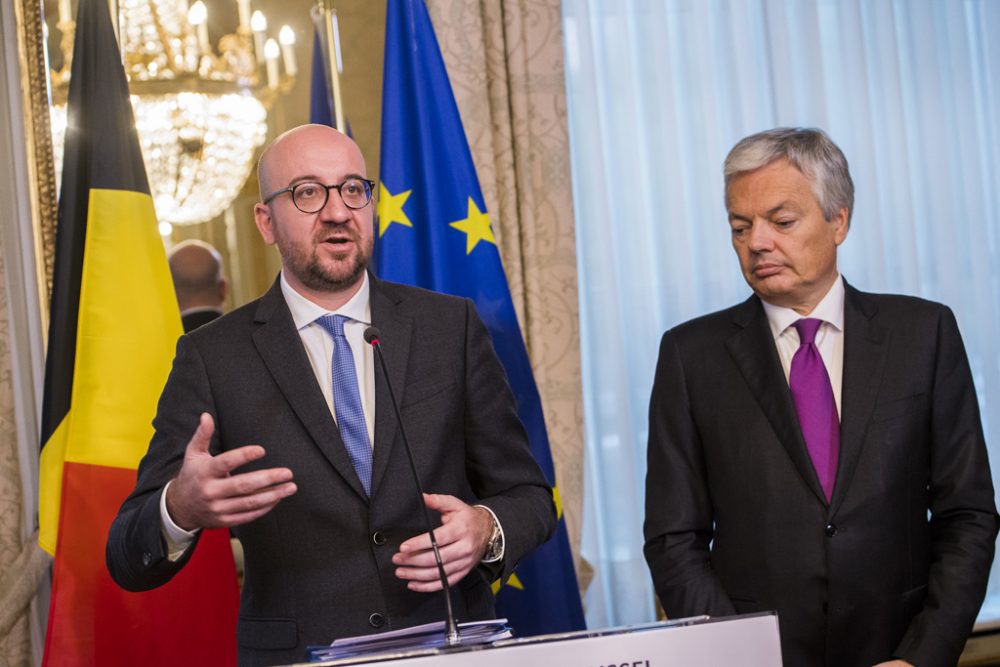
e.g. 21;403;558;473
392;493;495;592
165;413;297;531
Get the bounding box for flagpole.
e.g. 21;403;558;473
315;0;346;133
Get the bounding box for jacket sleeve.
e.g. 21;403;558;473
460;299;557;584
893;306;999;666
105;335;213;591
643;330;737;619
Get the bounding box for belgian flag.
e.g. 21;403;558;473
38;0;238;663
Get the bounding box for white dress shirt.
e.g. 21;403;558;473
760;275;845;417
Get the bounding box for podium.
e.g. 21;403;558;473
292;613;783;666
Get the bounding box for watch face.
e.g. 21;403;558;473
485;522;502;560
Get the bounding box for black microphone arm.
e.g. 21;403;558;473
363;326;461;647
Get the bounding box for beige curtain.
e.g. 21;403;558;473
426;0;587;588
0;252;38;667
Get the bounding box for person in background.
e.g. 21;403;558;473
168;239;228;332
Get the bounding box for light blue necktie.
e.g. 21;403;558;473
316;314;373;496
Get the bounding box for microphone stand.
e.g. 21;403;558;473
364;327;461;647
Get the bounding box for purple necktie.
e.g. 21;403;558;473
789;318;840;501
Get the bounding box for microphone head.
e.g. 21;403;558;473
364;326;382;346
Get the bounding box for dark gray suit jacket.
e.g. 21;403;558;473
644;282;998;667
180;307;222;333
107;276;556;666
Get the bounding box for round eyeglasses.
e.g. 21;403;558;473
262;178;375;213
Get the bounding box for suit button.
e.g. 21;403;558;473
372;531;387;546
825;523;838;537
369;613;385;629
142;552;152;567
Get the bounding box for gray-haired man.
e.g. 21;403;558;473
644;127;997;666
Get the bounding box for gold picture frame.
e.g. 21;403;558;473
13;0;57;305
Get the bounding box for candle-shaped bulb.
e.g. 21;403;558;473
278;25;297;75
188;1;207;25
264;38;280;88
189;1;211;54
251;10;267;32
250;10;267;62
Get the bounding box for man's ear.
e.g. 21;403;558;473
832;206;849;246
254;203;276;246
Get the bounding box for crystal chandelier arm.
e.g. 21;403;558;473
144;0;187;77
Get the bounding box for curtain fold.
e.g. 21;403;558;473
428;0;586;582
0;250;33;665
564;0;1000;628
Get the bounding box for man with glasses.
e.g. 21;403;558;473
107;124;555;666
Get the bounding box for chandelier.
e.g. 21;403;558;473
49;0;298;226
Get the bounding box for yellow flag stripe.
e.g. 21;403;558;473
38;416;70;555
67;188;181;467
40;188;182;553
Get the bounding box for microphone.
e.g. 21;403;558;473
364;326;461;647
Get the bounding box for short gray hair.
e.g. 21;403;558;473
724;127;854;224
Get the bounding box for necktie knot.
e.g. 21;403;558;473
793;318;823;346
316;313;349;339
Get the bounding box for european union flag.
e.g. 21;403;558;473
375;0;585;637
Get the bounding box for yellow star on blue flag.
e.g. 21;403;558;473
449;198;496;254
378;182;413;237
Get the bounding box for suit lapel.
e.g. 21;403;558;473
726;295;829;505
368;278;412;497
251;279;369;501
830;283;888;512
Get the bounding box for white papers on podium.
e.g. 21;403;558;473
307;618;512;662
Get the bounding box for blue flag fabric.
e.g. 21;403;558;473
376;0;585;637
309;27;351;136
309;29;335;127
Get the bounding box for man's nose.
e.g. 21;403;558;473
747;220;773;251
320;187;352;222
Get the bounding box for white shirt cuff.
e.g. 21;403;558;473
160;480;200;562
475;504;505;563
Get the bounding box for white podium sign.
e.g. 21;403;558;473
297;613;783;667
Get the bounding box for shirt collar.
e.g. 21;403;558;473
280;271;372;330
761;274;845;340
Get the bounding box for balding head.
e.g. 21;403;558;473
168;240;227;311
257;124;367;200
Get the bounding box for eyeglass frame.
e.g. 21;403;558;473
261;177;376;213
